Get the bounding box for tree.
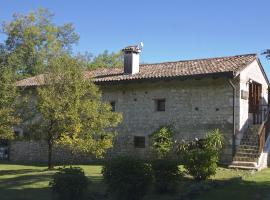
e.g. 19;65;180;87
150;126;175;159
1;8;79;79
88;50;123;69
23;55;122;169
262;50;270;59
0;54;20;139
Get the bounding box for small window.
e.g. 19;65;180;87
134;136;145;148
110;101;116;112
14;131;20;137
156;99;166;111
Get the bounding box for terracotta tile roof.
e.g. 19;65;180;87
16;54;257;86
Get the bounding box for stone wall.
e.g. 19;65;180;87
9;140;93;164
237;60;269;145
12;65;268;165
100;77;235;163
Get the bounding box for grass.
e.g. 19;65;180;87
0;162;270;200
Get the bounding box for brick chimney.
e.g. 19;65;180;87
122;44;142;74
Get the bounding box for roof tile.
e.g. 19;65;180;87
16;53;257;86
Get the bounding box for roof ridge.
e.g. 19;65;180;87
140;53;257;66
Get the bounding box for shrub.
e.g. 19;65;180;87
150;126;175;158
102;156;153;200
50;166;89;200
151;159;181;193
178;129;224;181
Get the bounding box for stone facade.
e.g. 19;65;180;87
237;60;269;144
9;60;269;164
9;140;93;164
101;77;235;163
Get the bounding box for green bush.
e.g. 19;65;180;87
102;156;153;200
178;129;224;181
50;166;89;200
151;159;181;193
150;126;175;158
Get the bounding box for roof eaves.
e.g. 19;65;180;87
94;71;234;85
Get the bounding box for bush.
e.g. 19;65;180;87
178;129;224;181
150;126;175;158
151;159;181;193
102;156;153;200
50;166;89;200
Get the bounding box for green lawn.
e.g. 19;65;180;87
0;163;269;200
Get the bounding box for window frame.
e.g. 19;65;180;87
134;136;146;148
155;98;166;112
110;101;116;112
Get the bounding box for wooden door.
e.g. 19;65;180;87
249;82;262;113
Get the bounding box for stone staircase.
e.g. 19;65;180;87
229;125;261;170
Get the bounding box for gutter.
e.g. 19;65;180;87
228;79;236;156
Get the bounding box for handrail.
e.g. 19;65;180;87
258;109;270;154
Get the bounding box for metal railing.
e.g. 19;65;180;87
255;105;270;154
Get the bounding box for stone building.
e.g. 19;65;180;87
12;45;270;168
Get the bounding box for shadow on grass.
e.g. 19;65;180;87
188;177;270;200
0;171;53;200
0;169;47;176
0;188;51;200
0;173;53;189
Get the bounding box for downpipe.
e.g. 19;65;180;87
228;79;236;156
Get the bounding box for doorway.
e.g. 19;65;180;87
249;81;262;124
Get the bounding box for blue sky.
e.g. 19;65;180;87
1;0;270;76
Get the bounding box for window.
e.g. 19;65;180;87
14;130;21;137
156;99;166;111
110;101;116;112
134;136;145;148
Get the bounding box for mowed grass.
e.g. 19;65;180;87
0;163;103;200
0;162;270;200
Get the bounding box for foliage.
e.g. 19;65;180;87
102;156;153;200
87;50;123;69
22;55;122;169
150;126;175;158
151;159;181;193
1;8;79;78
49;166;89;200
262;49;270;60
178;129;224;181
0;57;20;139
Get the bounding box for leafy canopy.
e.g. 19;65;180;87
1;8;79;78
87;50;123;69
262;50;270;60
150;126;175;159
0;53;20;139
178;129;224;181
22;55;122;168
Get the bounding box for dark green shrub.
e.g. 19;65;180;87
150;126;175;158
102;156;153;200
151;159;181;193
50;166;89;200
178;129;224;181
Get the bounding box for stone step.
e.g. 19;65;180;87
235;152;259;158
238;145;259;150
229;162;258;170
241;142;259;146
236;148;259;154
230;161;257;167
233;156;258;162
241;137;259;141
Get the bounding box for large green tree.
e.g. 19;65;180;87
1;8;79;79
87;50;123;69
262;50;270;59
23;55;122;169
0;50;19;139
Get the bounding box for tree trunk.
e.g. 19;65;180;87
48;139;53;170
